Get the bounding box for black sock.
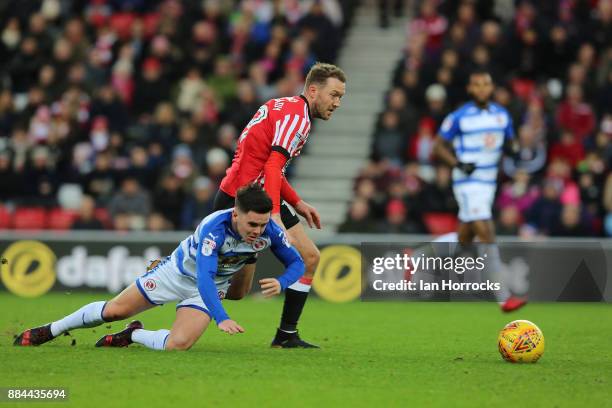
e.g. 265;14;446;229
279;288;310;333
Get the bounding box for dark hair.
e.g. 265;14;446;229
235;183;273;214
469;68;492;80
305;62;346;87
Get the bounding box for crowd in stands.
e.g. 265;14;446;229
340;0;612;237
0;0;355;231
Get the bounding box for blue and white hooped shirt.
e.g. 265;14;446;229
439;101;514;186
170;208;304;323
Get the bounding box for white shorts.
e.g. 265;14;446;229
453;183;495;222
135;257;229;318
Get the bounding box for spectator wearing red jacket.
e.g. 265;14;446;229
549;130;586;168
409;0;448;55
556;84;596;141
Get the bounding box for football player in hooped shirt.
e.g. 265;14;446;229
214;62;347;348
14;185;305;351
433;69;525;312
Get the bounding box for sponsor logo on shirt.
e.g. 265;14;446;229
202;238;216;256
289;132;305;153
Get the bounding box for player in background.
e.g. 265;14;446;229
214;62;346;348
14;185;305;350
433;69;526;312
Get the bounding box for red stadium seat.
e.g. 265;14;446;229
142;13;161;38
47;208;79;230
0;206;12;229
94;207;112;229
423;212;458;235
13;207;48;230
510;78;536;101
109;12;136;41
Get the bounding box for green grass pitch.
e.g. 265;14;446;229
1;293;611;407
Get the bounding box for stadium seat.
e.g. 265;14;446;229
94;207;112;229
109;12;136;40
47;208;79;230
142;13;161;37
423;212;458;235
13;207;47;229
0;206;12;229
13;207;48;230
510;78;536;101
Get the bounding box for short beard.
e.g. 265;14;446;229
474;97;490;108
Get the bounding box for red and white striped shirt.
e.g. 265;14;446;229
220;95;312;213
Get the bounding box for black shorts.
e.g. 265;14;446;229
213;189;301;230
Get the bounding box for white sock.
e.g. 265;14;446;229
287;277;312;293
50;301;107;337
131;329;170;351
480;244;510;303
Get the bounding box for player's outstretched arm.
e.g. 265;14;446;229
269;224;306;290
279;175;321;229
263;151;288;214
195;233;243;334
433;135;459;167
293;200;321;229
433;135;476;175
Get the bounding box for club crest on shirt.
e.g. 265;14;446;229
251;238;267;251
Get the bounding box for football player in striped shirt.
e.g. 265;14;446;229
433;69;526;312
214;62;347;348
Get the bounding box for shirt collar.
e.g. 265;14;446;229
226;212;240;239
469;101;493;112
299;94;313;121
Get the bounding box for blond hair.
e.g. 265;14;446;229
305;62;346;87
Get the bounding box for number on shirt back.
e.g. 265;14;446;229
239;105;268;142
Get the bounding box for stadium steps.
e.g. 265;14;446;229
293;178;354;201
296;156;365;178
307;141;370;157
291;1;407;232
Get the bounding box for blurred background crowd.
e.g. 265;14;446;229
0;0;355;231
340;0;612;237
1;0;611;238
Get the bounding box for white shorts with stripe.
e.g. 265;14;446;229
453;182;496;223
135;257;229;318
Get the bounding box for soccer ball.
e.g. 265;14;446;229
497;320;545;363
